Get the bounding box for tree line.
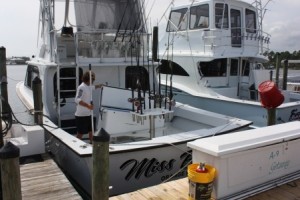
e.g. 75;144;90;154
263;50;300;69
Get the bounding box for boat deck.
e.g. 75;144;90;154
109;177;300;200
20;153;82;200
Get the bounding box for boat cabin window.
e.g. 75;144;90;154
157;60;189;76
53;68;83;100
230;59;250;76
242;60;250;76
245;9;257;33
190;4;209;29
230;59;238;76
231;9;242;47
215;3;229;29
125;66;150;91
199;59;227;77
24;65;39;89
167;8;188;32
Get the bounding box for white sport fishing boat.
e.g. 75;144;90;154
16;0;251;197
157;0;300;127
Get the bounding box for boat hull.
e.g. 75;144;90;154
46;129;191;196
172;91;300;127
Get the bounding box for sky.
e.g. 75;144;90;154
0;0;300;57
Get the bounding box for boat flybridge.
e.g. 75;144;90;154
16;0;251;197
157;0;300;127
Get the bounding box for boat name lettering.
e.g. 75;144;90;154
289;109;300;121
269;160;290;174
120;158;176;181
180;151;192;168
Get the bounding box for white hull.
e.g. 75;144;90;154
172;91;300;127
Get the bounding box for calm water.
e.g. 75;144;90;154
7;64;34;124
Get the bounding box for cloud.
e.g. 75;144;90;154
1;0;300;56
263;0;300;52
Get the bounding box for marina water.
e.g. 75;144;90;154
7;64;33;124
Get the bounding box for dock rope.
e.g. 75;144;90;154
0;95;58;138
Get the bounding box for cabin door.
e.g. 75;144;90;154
230;7;242;47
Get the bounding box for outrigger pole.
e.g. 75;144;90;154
89;64;94;135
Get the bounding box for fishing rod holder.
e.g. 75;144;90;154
130;108;174;139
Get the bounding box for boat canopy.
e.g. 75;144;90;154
74;0;145;32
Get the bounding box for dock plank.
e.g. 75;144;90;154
110;178;300;200
20;153;82;200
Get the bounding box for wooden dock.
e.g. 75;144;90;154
110;178;300;200
20;153;82;200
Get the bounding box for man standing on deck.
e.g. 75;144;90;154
75;71;102;144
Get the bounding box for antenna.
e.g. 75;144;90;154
253;0;273;53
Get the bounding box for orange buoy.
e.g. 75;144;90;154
188;163;216;200
258;80;284;109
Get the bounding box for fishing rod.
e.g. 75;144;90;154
122;0;138;42
136;32;143;114
169;43;174;111
114;0;130;42
129;0;146;43
164;28;171;110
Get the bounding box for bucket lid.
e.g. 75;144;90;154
258;80;275;92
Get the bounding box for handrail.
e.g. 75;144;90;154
74;31;150;63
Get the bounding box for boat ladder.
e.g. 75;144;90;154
56;64;80;134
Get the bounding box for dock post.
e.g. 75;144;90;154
275;53;280;87
92;128;110;200
282;59;288;90
0;47;8;147
32;77;43;125
267;108;276;126
0;142;22;200
0;46;8;199
0;47;9;116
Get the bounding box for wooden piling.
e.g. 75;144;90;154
267;108;276;126
0;46;7;199
92;128;110;200
282;59;288;90
0;142;22;200
0;47;9;116
32;76;43;125
275;53;280;87
0;47;8;147
0;46;8;144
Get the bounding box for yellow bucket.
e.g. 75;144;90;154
188;163;216;200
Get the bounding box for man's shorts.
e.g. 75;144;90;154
75;116;92;134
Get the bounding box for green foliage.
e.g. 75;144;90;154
264;50;300;69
